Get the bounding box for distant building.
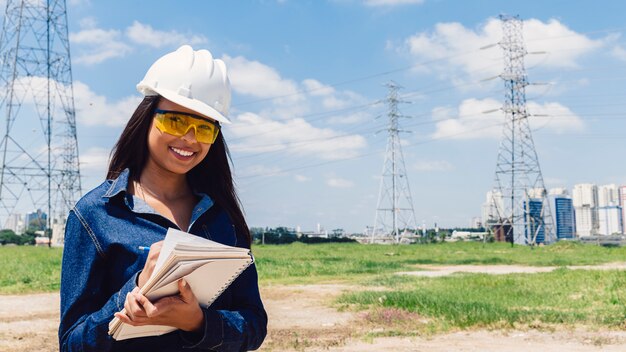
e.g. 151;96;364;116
575;206;596;236
550;195;576;240
482;190;503;226
620;186;626;234
25;209;47;231
598;184;620;207
4;213;24;234
524;199;545;244
50;217;66;247
450;230;488;241
598;206;622;236
597;184;622;235
572;184;598;236
527;188;546;199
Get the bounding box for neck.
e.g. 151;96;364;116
137;163;192;202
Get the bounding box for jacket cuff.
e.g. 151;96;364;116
180;309;223;349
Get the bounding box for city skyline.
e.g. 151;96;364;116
3;1;626;233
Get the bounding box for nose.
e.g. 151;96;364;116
181;125;198;142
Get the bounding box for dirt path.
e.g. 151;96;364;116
0;293;59;352
397;262;626;277
2;264;626;351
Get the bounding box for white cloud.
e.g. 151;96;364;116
431;98;503;139
302;79;335;96
327;177;354;188
79;17;98;29
326;110;371;124
240;164;284;178
526;101;585;133
126;21;208;48
414;160;454;171
431;106;455;121
6;77;140;127
79;147;110;172
431;98;584;140
224;55;368;119
73;81;141;126
223;55;300;100
70;28;132;65
364;0;424;6
402;18;607;84
229;112;367;160
70;20;208;65
611;45;626;61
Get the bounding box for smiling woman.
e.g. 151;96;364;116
58;45;267;352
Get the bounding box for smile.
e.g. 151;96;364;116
170;147;195;157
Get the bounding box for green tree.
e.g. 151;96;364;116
28;217;46;231
0;229;20;245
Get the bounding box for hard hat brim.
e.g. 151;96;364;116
146;87;232;125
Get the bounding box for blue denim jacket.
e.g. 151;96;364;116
59;169;267;351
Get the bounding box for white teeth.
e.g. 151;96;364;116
171;147;194;157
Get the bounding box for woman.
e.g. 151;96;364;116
59;45;267;351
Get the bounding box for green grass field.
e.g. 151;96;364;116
1;241;625;331
253;241;626;284
339;268;626;333
0;246;63;294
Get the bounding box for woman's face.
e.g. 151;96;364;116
146;98;213;176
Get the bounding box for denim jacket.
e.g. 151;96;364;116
59;169;267;352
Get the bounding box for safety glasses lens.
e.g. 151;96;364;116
154;111;219;144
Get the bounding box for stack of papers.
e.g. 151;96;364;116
108;228;253;340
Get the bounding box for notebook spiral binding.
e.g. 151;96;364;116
203;255;254;307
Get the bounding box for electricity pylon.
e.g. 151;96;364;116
372;81;417;244
0;0;81;245
489;15;554;245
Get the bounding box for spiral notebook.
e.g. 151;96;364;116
108;228;253;341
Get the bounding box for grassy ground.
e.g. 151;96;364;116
1;241;625;333
2;241;626;292
0;246;63;294
339;268;626;334
254;240;626;284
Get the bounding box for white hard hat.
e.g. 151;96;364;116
137;45;232;124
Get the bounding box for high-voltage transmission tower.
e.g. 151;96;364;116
372;81;417;244
0;0;81;245
489;15;554;245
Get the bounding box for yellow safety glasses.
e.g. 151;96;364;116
153;109;220;144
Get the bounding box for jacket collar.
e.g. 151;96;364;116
103;168;131;199
101;168;214;222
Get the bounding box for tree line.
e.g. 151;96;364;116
250;227;356;245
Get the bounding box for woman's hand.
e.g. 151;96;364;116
137;241;163;288
114;279;205;332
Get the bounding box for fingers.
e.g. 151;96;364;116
148;241;163;260
136;291;158;317
122;289;148;324
178;279;191;299
138;241;163;287
117;280;200;330
114;312;133;325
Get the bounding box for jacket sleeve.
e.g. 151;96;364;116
180;262;268;351
58;209;138;352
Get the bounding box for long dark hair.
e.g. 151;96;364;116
107;96;251;245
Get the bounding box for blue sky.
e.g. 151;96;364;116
53;0;626;232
